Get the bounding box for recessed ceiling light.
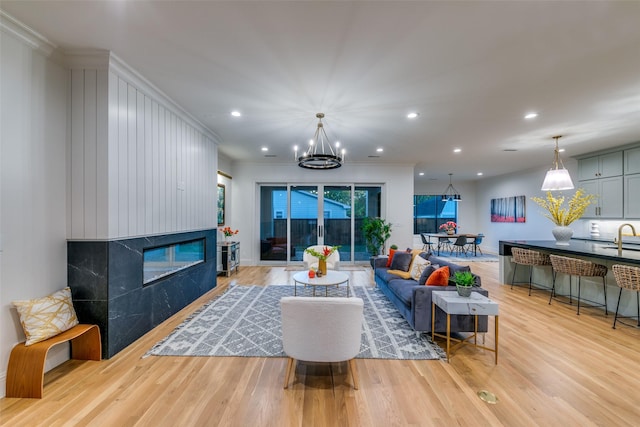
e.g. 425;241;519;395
477;172;483;176
261;147;268;152
524;112;538;119
559;148;565;153
453;148;462;153
407;112;419;119
376;148;384;152
419;172;425;176
231;111;242;117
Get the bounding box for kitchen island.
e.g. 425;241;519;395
499;239;640;318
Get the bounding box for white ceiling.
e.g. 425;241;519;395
3;1;640;181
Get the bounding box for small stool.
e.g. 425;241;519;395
510;248;551;296
611;264;640;329
549;255;608;315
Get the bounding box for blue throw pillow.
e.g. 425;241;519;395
389;251;412;271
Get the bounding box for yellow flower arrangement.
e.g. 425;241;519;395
531;189;596;226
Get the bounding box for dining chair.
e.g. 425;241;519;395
451;236;468;256
469;234;484;255
437;236;452;254
420;233;434;253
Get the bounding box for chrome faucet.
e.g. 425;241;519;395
615;223;637;253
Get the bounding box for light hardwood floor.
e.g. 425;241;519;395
2;262;639;426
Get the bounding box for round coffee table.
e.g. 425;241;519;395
292;270;350;297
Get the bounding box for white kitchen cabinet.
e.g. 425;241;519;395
580;176;623;218
624;147;640;175
578;151;623;181
624;174;640;218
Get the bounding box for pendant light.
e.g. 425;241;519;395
442;173;461;201
541;135;574;191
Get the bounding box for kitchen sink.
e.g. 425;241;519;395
599;244;640;252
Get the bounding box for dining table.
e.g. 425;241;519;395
422;233;480;256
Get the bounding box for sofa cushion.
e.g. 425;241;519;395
386;249;396;267
428;256;471;277
386;279;417;306
376;268;408;284
389;252;412;271
387;269;412;279
410;255;430;280
426;266;450;286
418;264;438;285
387;249;396;266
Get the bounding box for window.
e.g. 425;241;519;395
413;195;458;234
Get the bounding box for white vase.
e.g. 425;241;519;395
552;226;573;246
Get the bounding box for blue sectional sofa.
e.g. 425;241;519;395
373;253;488;333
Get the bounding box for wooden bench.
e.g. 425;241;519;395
6;324;102;398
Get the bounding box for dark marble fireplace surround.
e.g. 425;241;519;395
68;229;217;358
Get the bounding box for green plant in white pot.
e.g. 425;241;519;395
453;271;475;297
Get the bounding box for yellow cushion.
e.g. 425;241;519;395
13;287;79;346
387;269;413;279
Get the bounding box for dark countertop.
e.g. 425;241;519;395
499;239;640;266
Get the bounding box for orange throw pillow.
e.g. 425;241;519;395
425;266;450;286
386;248;396;267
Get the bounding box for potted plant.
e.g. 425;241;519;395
531;189;596;245
453;271;475;297
362;217;392;256
304;246;339;275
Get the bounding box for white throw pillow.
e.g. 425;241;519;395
13;287;79;346
409;256;431;281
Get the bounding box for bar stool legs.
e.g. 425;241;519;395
612;288;640;328
612;264;640;329
511;248;551;296
549;255;608;316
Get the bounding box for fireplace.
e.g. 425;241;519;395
68;229;217;358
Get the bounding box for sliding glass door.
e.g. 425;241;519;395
323;186;352;261
259;184;382;263
289;185;319;261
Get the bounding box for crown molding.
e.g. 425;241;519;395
63;49;111;70
0;11;56;56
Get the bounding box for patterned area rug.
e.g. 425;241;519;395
145;284;444;360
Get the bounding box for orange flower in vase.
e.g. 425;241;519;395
221;226;239;242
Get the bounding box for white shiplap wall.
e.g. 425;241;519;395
69;54;219;240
